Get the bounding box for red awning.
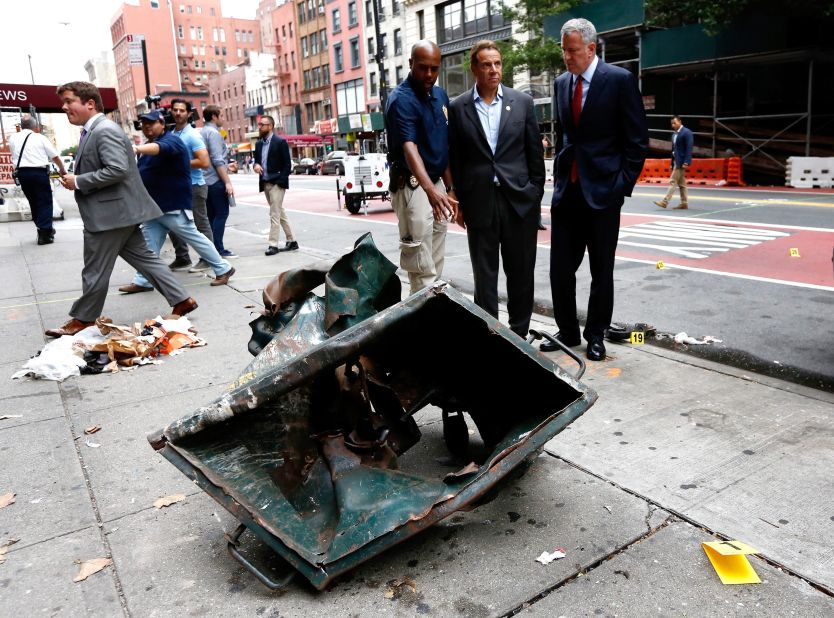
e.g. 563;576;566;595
280;134;334;147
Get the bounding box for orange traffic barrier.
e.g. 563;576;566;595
638;157;745;187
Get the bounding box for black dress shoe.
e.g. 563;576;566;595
264;246;280;256
540;331;581;352
586;337;606;361
278;240;299;252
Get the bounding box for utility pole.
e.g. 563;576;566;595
28;54;35;84
371;0;388;153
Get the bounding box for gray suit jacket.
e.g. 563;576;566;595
448;86;545;228
74;115;162;232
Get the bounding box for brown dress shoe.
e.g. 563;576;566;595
45;318;95;338
118;283;153;294
210;266;235;286
654;200;667;208
171;297;198;316
673;203;688;209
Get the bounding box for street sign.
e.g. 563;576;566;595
127;34;145;65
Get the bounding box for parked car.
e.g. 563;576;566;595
293;157;319;175
320;151;351;175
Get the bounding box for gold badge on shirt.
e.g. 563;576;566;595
442;105;448;122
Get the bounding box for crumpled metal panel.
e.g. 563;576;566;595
148;234;597;591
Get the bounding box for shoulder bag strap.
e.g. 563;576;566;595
15;133;33;169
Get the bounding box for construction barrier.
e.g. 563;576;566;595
786;157;834;188
0;186;32;223
638;157;746;187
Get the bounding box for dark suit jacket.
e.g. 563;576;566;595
74;115;163;232
254;132;291;191
552;60;648;210
671;125;694;167
449;86;545;227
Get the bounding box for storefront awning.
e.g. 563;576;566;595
281;134;334;147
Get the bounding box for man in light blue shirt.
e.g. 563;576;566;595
167;99;212;270
448;41;545;338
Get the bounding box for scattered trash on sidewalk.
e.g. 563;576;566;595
702;540;761;584
603;505;612;514
84;440;101;449
73;557;113;583
535;548;567;565
0;492;15;509
0;538;19;565
0;415;22;421
673;332;723;346
11;316;206;382
153;494;186;510
84;426;101;435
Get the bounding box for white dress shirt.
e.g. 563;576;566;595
9;129;59;169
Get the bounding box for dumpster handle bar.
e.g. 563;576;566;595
225;524;297;591
528;329;586;380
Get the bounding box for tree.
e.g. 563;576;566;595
498;0;580;80
646;0;834;34
61;146;77;157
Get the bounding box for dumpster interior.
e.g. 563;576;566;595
150;234;595;589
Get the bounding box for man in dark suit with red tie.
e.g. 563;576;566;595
542;18;648;361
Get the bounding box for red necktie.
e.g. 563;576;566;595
571;76;582;183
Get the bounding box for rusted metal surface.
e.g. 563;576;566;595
148;233;597;590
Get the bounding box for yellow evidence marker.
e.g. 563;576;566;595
702;540;761;585
656;260;666;269
789;248;800;258
630;331;645;344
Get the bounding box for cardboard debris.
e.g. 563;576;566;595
535;548;567;565
84;426;101;435
73;557;113;582
0;493;15;509
153;494;186;509
0;538;19;564
383;578;417;599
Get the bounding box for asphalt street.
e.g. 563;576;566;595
228;171;834;390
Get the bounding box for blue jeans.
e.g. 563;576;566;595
206;179;230;253
133;210;231;288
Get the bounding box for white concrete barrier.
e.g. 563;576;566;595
0;185;32;223
786;157;834;188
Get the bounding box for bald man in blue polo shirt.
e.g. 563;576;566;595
385;40;457;294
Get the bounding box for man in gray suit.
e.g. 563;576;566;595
46;81;197;337
448;40;545;338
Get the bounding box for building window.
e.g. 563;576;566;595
322;64;330;85
298;2;306;24
395;65;403;85
178;25;184;38
349;37;360;68
313;67;321;88
320;28;327;50
150;0;159;7
370;72;377;97
311;32;318;55
440;52;474;97
437;0;504;44
291;51;295;68
336;78;365;115
249;31;254;43
235;29;240;42
197;26;203;40
333;43;343;72
365;0;372;22
332;9;341;32
180;44;186;54
394;28;402;55
210;7;215;16
192;45;198;55
367;37;375;58
302;36;308;57
303;70;311;90
393;0;401;16
417;10;425;39
190;26;196;40
220;28;225;42
379;33;387;59
348;1;357;26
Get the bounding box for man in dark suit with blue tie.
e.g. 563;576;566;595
254;116;296;255
542;18;648;361
655;115;694;210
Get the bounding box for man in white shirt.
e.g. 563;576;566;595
9;117;66;244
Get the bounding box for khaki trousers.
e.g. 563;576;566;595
662;166;688;206
265;182;294;246
392;179;448;294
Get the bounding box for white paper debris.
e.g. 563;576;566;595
535;548;567;565
673;332;723;345
85;440;101;448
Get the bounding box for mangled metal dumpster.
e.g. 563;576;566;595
148;233;597;591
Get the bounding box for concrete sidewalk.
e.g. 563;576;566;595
1;193;833;616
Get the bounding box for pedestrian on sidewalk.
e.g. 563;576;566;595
655;115;693;210
385;40;456;295
48;81;196;337
8;116;66;245
448;40;545;338
544;19;648;361
118;109;234;295
254;116;297;256
166;99;212;271
200;105;237;261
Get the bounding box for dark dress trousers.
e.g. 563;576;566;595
449;86;545;337
549;60;648;341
